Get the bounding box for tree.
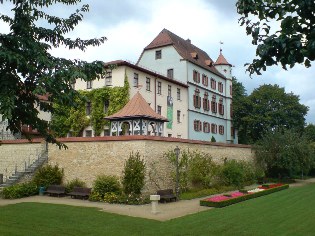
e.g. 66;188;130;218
0;0;106;147
231;77;249;143
304;123;315;142
235;84;308;143
236;0;315;75
254;129;314;178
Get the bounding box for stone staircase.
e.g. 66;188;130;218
0;151;48;187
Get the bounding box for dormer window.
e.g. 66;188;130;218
191;52;198;59
205;60;213;67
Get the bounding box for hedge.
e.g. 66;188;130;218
200;184;289;208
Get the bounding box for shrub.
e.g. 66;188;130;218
92;175;121;198
103;192;119;203
32;164;64;188
65;178;86;193
218;160;247;188
188;152;217;188
166;150;189;192
117;193;150;205
122;152;146;195
2;182;38;199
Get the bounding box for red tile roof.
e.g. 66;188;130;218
104;60;188;88
215;50;232;66
139;29;226;78
105;92;168;121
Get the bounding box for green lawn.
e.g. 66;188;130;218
1;183;315;236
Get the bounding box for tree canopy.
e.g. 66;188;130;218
236;0;315;75
233;84;308;144
254;129;314;178
0;0;106;147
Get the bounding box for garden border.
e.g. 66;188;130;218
200;184;289;208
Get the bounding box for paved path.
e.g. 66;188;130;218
1;178;314;221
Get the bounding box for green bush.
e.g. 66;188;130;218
103;192;119;203
200;184;289;208
117;193;150;205
2;182;38;199
122;152;146;195
65;178;86;193
32;164;64;188
188;152;217;188
92;175;121;198
218;160;257;188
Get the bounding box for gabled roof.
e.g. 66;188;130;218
105;92;168;121
139;28;225;78
215;50;232;66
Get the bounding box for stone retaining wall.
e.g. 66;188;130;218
1;136;253;193
0;140;46;182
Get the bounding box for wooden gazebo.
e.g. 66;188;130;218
105;92;168;136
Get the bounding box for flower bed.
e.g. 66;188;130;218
200;184;289;208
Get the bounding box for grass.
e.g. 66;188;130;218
1;183;315;235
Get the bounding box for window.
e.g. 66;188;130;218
203;92;210;111
218;98;224;115
177;110;181;123
105;71;112;86
167;69;174;79
157;105;162;115
177;88;181;100
85;130;92;137
193;89;201;109
146;77;151;91
104;100;109;113
86;102;92;115
219;125;224;135
211;123;217;133
220;82;223;92
133;73;139;87
202;74;208;87
157;81;162;95
203;122;210;133
193;70;200;83
230;85;232;96
87;80;92;89
168;85;172;97
230;103;233;118
155;50;162;59
211;95;217;113
168;134;172;137
231;127;235;137
210;78;216;90
194;120;202;132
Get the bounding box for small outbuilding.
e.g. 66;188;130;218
105;92;168;136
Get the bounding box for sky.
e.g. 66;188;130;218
1;0;314;124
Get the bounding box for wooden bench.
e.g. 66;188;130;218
157;189;177;203
68;187;91;199
45;185;65;197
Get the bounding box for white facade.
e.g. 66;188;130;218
73;61;188;139
137;29;236;143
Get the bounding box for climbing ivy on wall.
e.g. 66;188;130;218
51;76;129;137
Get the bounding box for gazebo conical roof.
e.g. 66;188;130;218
105;92;168;122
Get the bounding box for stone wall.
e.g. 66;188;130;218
0;139;46;182
48;136;253;194
0;136;252;193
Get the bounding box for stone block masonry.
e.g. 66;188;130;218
0;139;46;182
1;136;252;194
